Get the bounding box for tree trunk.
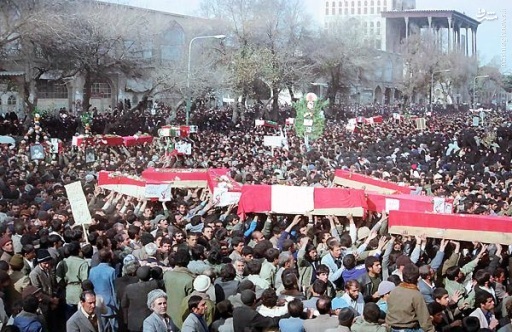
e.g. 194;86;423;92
23;79;37;115
287;83;295;103
231;105;238;123
271;86;279;121
83;69;92;112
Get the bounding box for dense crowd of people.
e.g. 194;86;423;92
0;104;512;332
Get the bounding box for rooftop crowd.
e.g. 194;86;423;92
0;103;512;332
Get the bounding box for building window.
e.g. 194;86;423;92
357;1;361;14
37;80;68;99
351;1;355;14
91;81;112;99
339;1;342;14
376;39;382;50
325;1;329;15
364;0;368;14
365;22;369;34
370;0;374;14
377;0;381;13
383;0;387;10
161;24;185;62
7;95;16;105
370;22;374;35
376;21;381;35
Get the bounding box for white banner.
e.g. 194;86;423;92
50;138;59;154
212;187;241;207
175;142;192;155
65;182;92;224
263;136;283;148
145;183;172;201
271;185;314;214
385;198;400;212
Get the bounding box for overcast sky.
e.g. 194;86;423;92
105;0;511;72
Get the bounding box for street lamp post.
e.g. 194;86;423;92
186;34;226;125
473;75;490;109
430;69;451;111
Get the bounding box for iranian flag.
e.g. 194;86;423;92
97;171;146;199
333;170;411;194
388;210;512;244
237;185;367;219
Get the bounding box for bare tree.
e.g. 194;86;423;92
200;0;313;121
33;1;163;111
308;17;376;109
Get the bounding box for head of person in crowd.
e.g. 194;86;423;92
327;238;343;259
287;298;304;318
445;266;465;284
427;302;444;326
80;291;97;316
147;289;168;317
365;255;381;277
35;249;52;271
188;295;207;316
240;289;256;307
316;264;330;283
316;296;332;315
344;280;361;301
402;263;420;285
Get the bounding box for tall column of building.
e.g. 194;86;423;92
447;17;452;52
456;23;461;52
404;16;409;41
465;27;469;56
472;27;477;57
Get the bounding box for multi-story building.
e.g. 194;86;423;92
0;1;214;116
322;0;480;105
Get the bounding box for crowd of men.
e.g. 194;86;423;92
0;104;511;332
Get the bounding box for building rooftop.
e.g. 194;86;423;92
381;9;480;26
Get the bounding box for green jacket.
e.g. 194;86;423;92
351;317;388;332
163;266;195;328
56;255;89;305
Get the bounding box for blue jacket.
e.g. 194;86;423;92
13;311;43;332
89;262;118;316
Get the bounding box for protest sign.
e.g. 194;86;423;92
263;136;283;148
65;182;92;225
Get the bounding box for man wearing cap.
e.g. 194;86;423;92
9;253;30;303
143;289;179;332
0;235;13;263
29;249;60;327
376;280;395;315
179;275;216;328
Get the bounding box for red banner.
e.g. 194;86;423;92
388;210;512;244
334;170;411;194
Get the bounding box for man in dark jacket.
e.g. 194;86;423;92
120;266;162;332
232;290;281;332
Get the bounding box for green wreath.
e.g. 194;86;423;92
293;96;327;140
